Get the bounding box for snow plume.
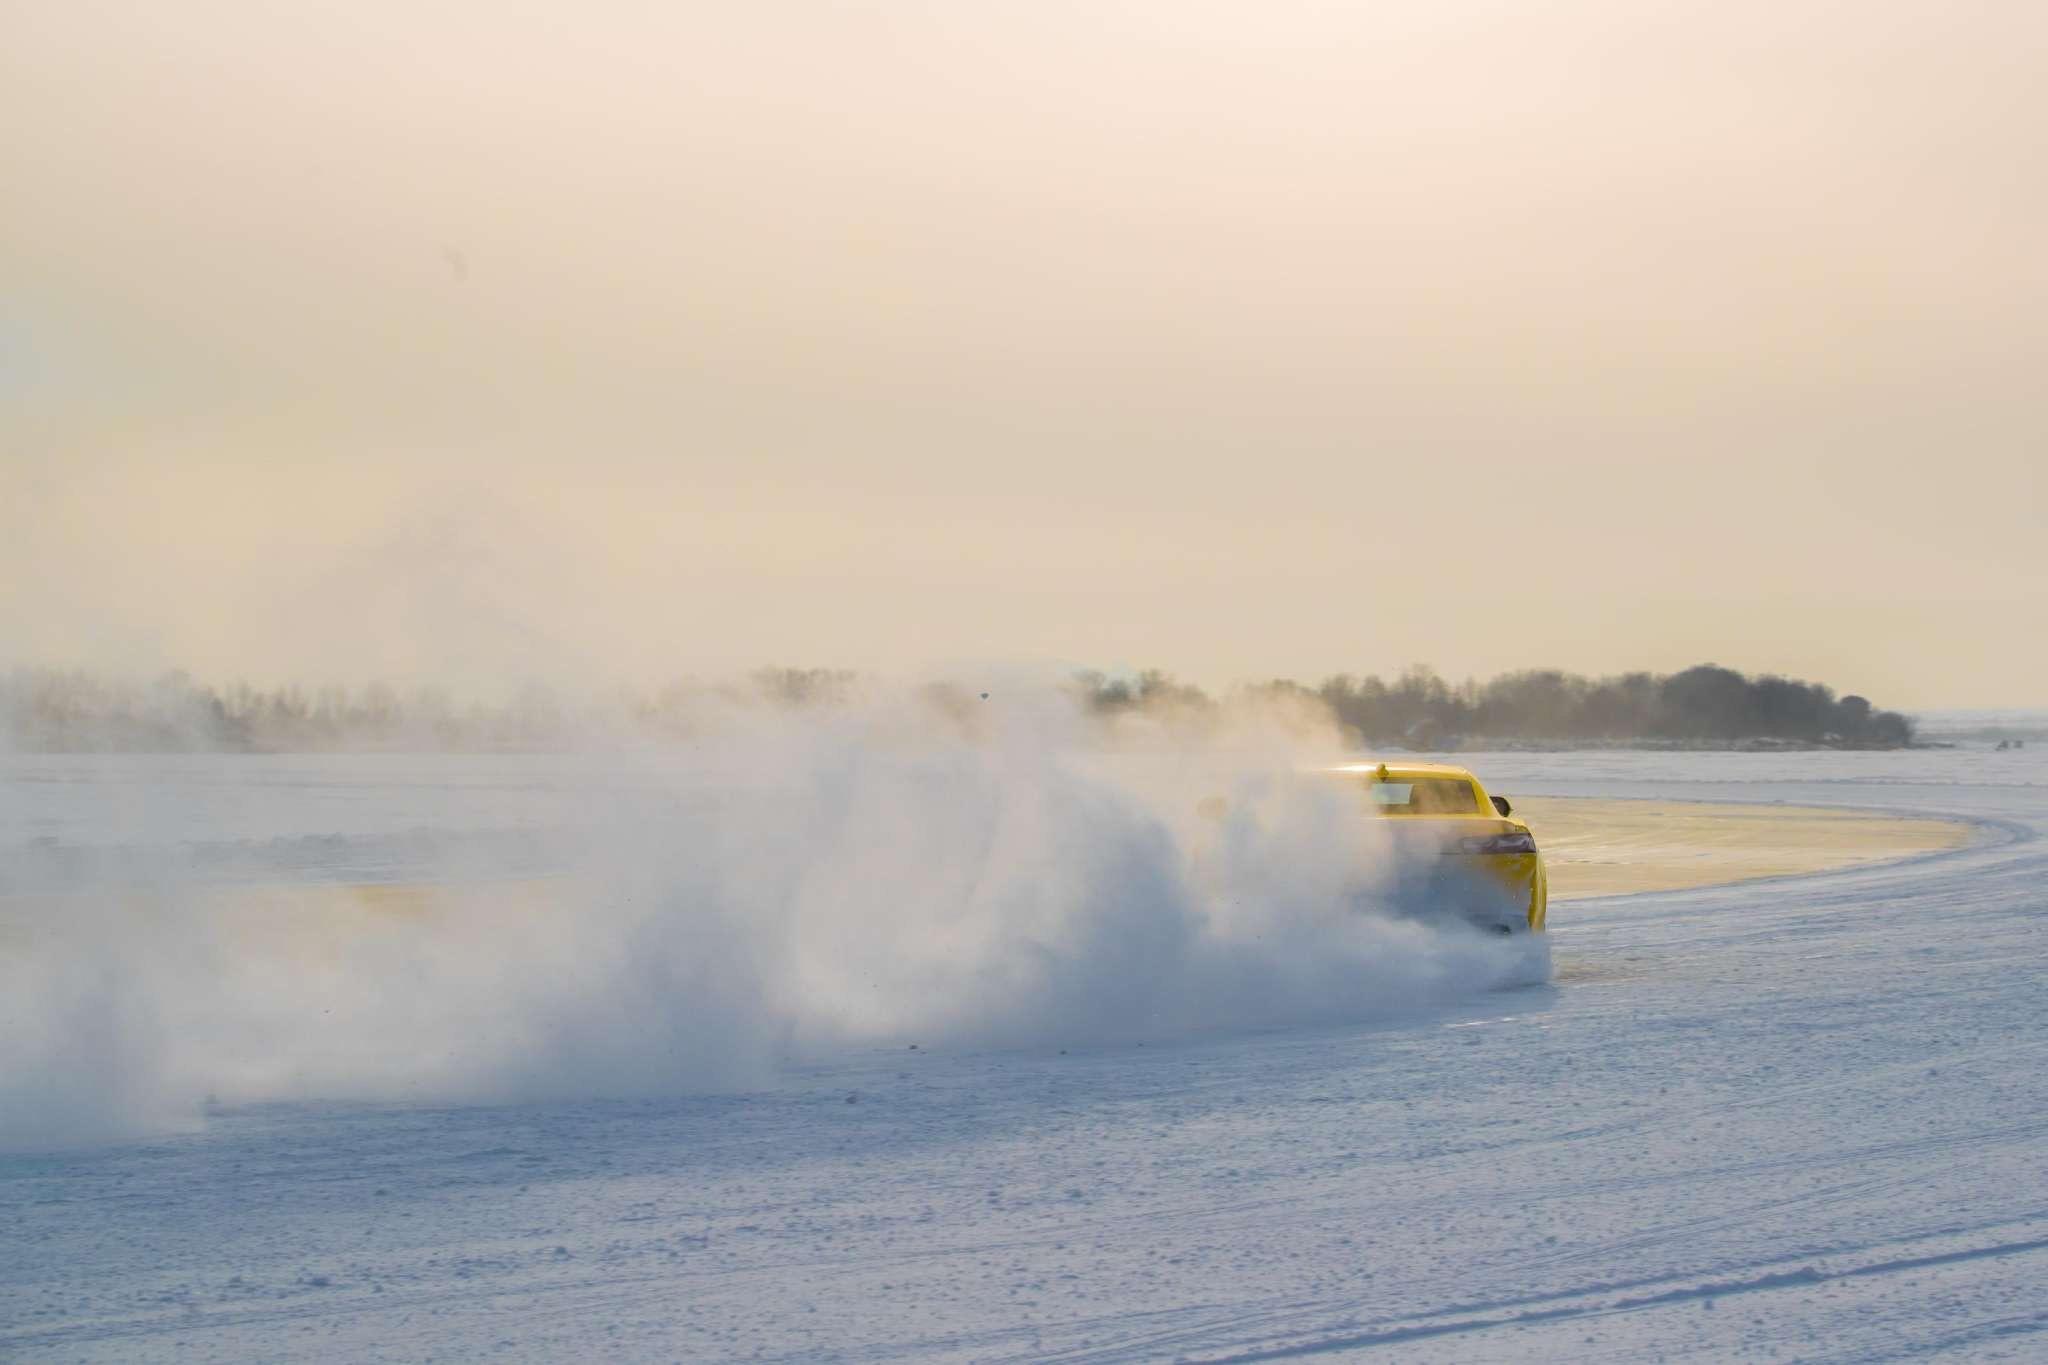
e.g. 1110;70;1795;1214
0;687;1546;1149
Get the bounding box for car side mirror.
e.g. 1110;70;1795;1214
1490;795;1512;817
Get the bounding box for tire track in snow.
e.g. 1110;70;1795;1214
1017;1218;2048;1364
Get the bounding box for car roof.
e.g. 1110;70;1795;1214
1322;761;1478;781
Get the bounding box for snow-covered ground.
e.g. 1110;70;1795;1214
4;743;2046;1361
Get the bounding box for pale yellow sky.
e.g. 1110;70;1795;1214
4;1;2044;706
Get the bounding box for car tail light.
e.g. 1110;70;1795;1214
1449;831;1538;855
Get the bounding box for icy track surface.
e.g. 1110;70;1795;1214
5;747;2047;1362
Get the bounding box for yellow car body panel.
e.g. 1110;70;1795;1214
1325;762;1548;932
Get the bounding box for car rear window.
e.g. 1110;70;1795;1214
1365;777;1482;815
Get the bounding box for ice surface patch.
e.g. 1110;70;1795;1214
0;695;1546;1149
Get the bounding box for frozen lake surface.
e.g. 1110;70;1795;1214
4;745;2046;1361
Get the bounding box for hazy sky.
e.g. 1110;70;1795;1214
4;1;2044;706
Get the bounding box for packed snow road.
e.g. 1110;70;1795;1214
3;747;2046;1362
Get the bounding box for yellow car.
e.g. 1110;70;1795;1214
1325;761;1548;933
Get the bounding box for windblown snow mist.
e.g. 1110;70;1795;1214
0;689;1545;1148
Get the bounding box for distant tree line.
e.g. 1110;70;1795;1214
0;667;857;753
3;662;1914;752
1073;663;1916;748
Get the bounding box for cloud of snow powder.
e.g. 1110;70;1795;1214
0;686;1546;1149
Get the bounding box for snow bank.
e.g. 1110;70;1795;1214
0;690;1545;1149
